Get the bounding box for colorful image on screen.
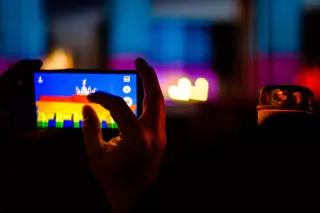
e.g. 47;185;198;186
34;72;137;128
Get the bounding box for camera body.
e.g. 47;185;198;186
257;85;314;128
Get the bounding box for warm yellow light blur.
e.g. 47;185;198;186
190;78;209;101
168;77;209;102
42;48;74;69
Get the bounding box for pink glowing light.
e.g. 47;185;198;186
0;57;14;75
255;54;301;86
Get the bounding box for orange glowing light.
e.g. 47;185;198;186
42;48;74;69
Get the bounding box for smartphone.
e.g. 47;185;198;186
33;69;142;129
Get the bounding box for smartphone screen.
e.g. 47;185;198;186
33;70;140;129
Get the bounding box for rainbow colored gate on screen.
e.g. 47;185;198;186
36;95;120;128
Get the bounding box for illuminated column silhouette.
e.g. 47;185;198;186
107;0;151;68
0;0;47;59
256;0;303;85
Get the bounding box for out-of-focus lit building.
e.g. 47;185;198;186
1;0;320;101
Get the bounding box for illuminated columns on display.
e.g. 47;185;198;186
256;0;303;85
107;0;151;68
0;0;46;59
151;20;186;64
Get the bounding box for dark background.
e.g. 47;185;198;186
2;0;320;212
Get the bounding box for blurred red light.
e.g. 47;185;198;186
295;66;320;99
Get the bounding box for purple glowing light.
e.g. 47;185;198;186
0;57;14;76
255;53;301;86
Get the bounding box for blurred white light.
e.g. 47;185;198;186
168;77;192;101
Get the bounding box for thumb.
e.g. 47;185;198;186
82;105;104;155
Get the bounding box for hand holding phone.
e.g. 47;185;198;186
82;58;166;212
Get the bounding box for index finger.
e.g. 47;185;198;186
135;58;165;127
87;92;141;137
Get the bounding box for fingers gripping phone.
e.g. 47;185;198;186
33;69;142;129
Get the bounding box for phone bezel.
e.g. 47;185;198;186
32;69;143;132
